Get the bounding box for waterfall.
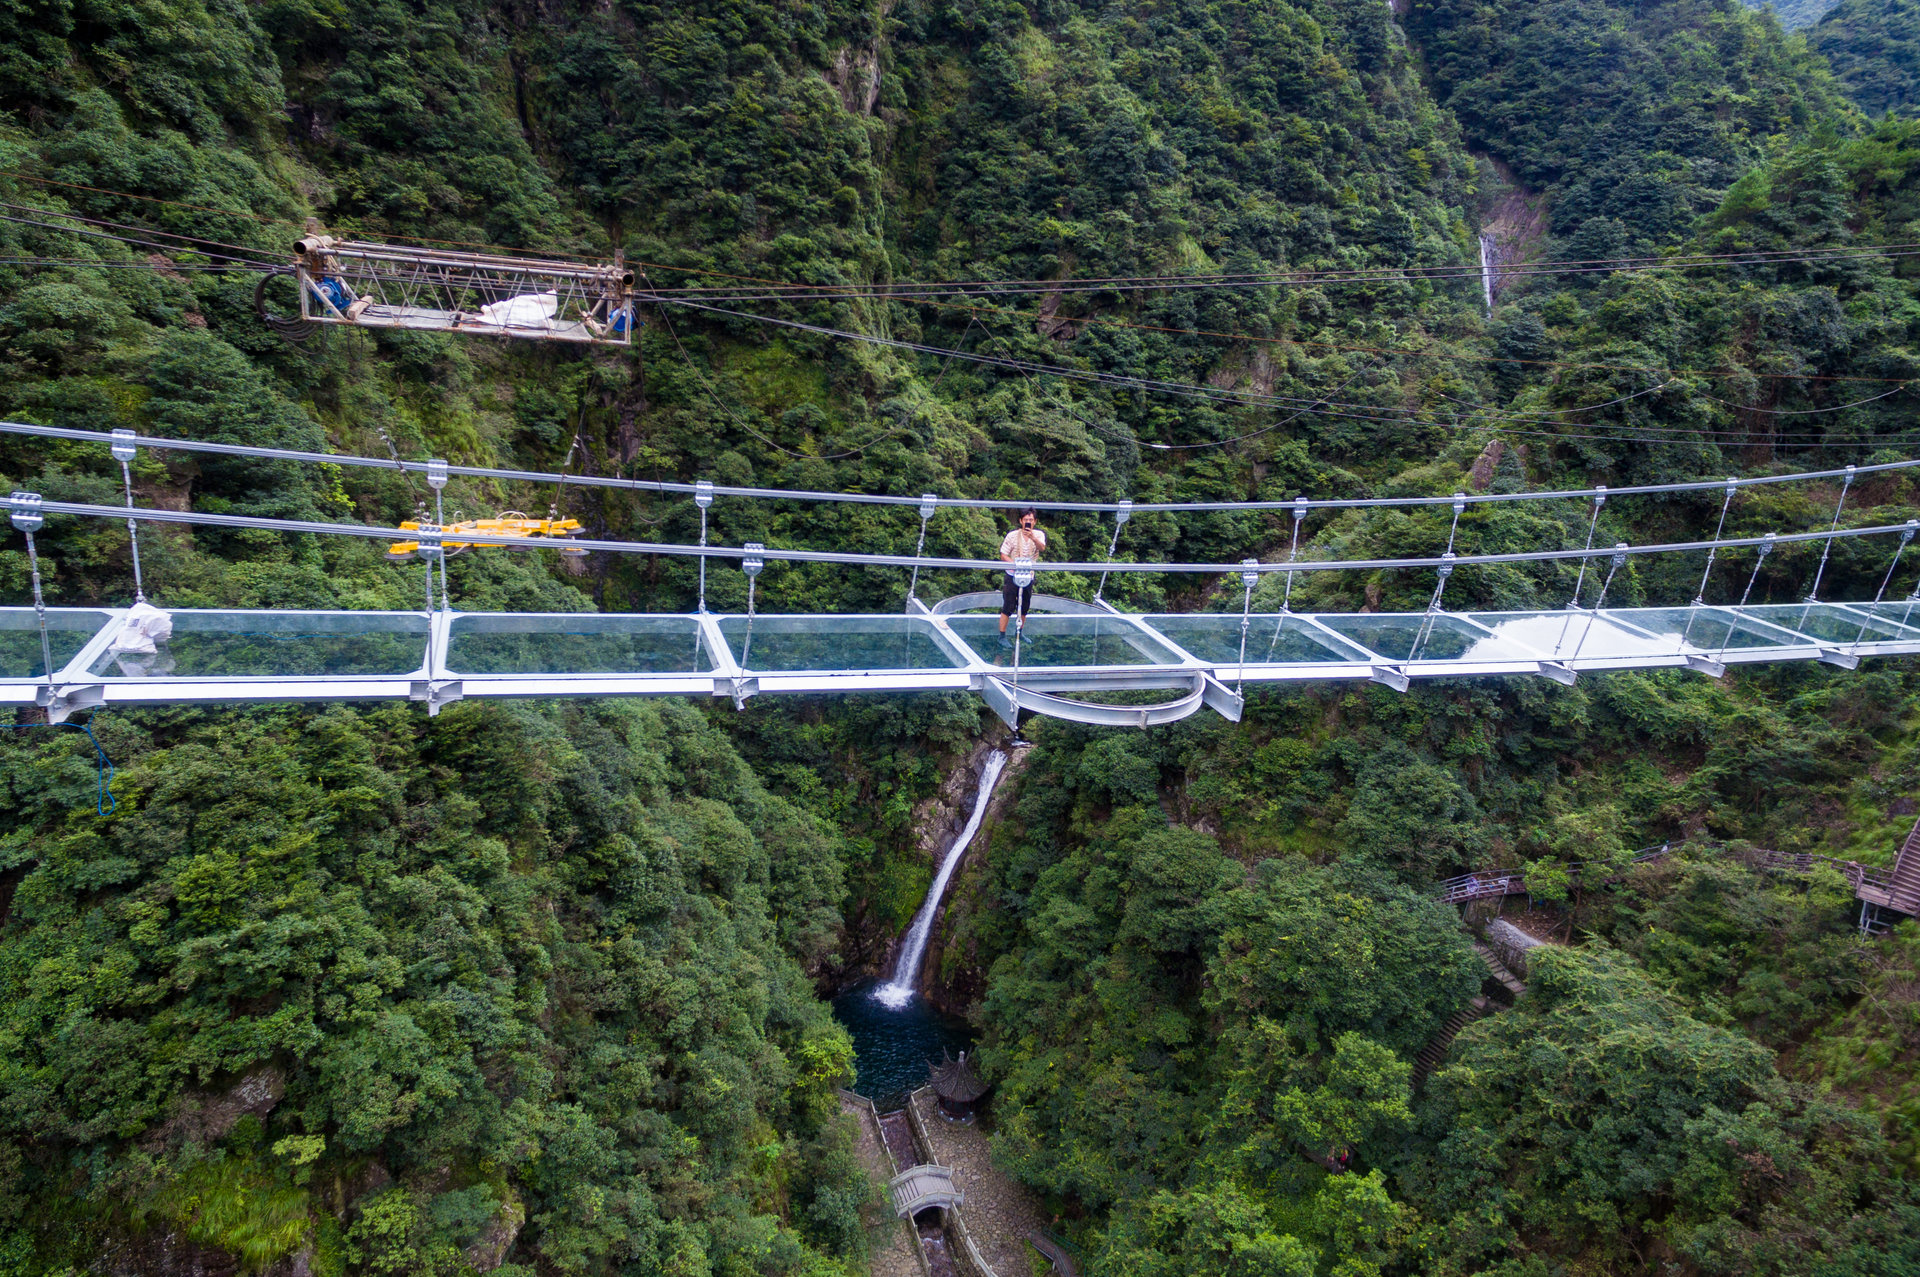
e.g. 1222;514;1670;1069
873;749;1010;1010
1478;234;1496;315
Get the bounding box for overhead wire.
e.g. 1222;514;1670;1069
643;248;1920;304
875;289;1917;385
0;210;274;268
1437;380;1673;418
1423;385;1911;442
0;238;1874;447
0;169;606;264
648;294;1909;447
0;200;279;264
645;240;1920;297
0;256;253;273
8;168;1917;389
648;287;904;461
0;185;1909;445
17;162;1918;292
1697;383;1914;414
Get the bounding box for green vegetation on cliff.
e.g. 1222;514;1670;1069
0;699;871;1274
1815;0;1920;116
4;0;1920;1273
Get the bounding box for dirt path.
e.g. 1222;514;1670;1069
911;1091;1050;1277
841;1096;925;1277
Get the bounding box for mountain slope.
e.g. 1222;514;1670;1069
3;1;1920;1274
1815;0;1920;116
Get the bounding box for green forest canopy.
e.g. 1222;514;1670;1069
0;0;1919;1273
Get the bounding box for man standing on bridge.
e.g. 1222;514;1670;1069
998;507;1046;650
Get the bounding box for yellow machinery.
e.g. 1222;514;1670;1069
387;512;587;560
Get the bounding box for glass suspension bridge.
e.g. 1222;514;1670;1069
6;422;1920;730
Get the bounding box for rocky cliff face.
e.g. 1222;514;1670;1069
836;728;1020;990
920;740;1031;1014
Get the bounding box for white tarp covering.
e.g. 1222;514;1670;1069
108;600;174;654
477;292;559;329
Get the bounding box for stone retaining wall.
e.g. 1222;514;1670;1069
839;1089;932;1277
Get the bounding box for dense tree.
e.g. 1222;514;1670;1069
0;699;867;1273
1815;0;1920;116
1407;945;1912;1273
4;0;1920;1271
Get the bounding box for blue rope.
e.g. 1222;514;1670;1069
4;718;116;815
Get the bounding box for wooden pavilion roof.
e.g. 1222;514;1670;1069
929;1049;988;1102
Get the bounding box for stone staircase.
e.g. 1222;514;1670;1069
1471;940;1527;999
1416;935;1532;1088
1414;996;1492;1086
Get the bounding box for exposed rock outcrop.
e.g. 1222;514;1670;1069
143;1067;285;1150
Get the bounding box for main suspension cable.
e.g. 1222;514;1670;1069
4;418;1915;516
14;492;1914;578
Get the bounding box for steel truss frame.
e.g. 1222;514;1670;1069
294;238;635;345
5;594;1920;729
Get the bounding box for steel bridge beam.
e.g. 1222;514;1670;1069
4;600;1917;729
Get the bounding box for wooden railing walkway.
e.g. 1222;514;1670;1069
1436;828;1919;935
1435;843;1672;905
1025;1231;1080;1277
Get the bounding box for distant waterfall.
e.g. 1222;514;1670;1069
1479;234;1496;314
874;750;1009;1010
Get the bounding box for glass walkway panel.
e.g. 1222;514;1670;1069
1;608;112;679
1743;603;1920;649
3;600;1919;727
0;608;433;715
1458;611;1685;664
718;615;973;694
1314;613;1546;672
446;614;711;676
85;610;431;679
441;613;718;701
944;613;1188;669
1146;613;1376;676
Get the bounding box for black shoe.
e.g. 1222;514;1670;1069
997;633;1013;651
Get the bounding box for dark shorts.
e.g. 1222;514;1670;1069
1002;574;1033;617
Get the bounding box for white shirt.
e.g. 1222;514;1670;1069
999;527;1047;560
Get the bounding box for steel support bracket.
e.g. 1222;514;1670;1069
1201;674;1244;722
37;683;104;724
1684;653;1726;678
409;679;465;715
1370;665;1410;693
1818;648;1861;670
1536;661;1577;686
979;676;1020;729
727;675;759;706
